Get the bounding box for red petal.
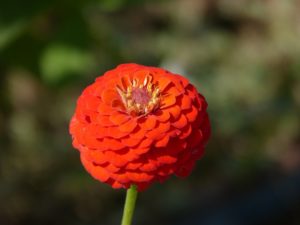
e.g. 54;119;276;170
97;103;112;115
111;99;125;110
85;96;100;111
120;75;132;90
101;89;119;105
176;74;189;87
80;154;110;182
156;155;177;165
162;85;183;96
83;130;105;150
146;122;170;140
166;105;181;120
125;162;143;170
73;127;85;146
167;127;181;138
119;119;138;132
103;163;120;173
102;138;124;150
144;116;157;130
86;150;107;164
188;129;202;148
155;135;170;147
133;70;149;80
165;139;186;155
139;159;157;172
155;110;170;122
126;171;154;182
82;82;98;95
160;94;176;108
69;116;80;134
145;129;164;141
130;126;146;139
107;127;128;138
96;115;114;127
121;136;142;147
185;105;198;122
109;148;139;167
180;95;192;110
110;172;130;184
133;147;149;155
94;126;107;138
109;112;130;125
158;122;171;133
179;124;192;139
158;165;175;176
112;180;124;189
172;114;188;129
104;151;127;167
137;138;153;148
157;77;172;91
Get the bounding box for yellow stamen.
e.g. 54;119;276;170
116;75;161;115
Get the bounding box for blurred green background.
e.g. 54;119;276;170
1;0;300;225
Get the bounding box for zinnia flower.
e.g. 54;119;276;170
69;63;211;191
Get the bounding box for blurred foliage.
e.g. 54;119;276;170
0;0;300;225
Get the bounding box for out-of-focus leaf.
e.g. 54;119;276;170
0;21;26;50
98;0;125;11
0;0;53;50
40;44;94;84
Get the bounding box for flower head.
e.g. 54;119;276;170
69;63;211;191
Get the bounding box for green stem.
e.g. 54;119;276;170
121;185;138;225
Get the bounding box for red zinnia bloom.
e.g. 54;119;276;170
69;63;211;191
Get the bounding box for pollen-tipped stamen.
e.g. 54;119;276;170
116;75;161;115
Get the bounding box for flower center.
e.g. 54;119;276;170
131;88;151;105
116;75;160;116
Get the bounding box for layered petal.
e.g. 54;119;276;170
69;63;211;191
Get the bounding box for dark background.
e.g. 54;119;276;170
0;0;300;225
